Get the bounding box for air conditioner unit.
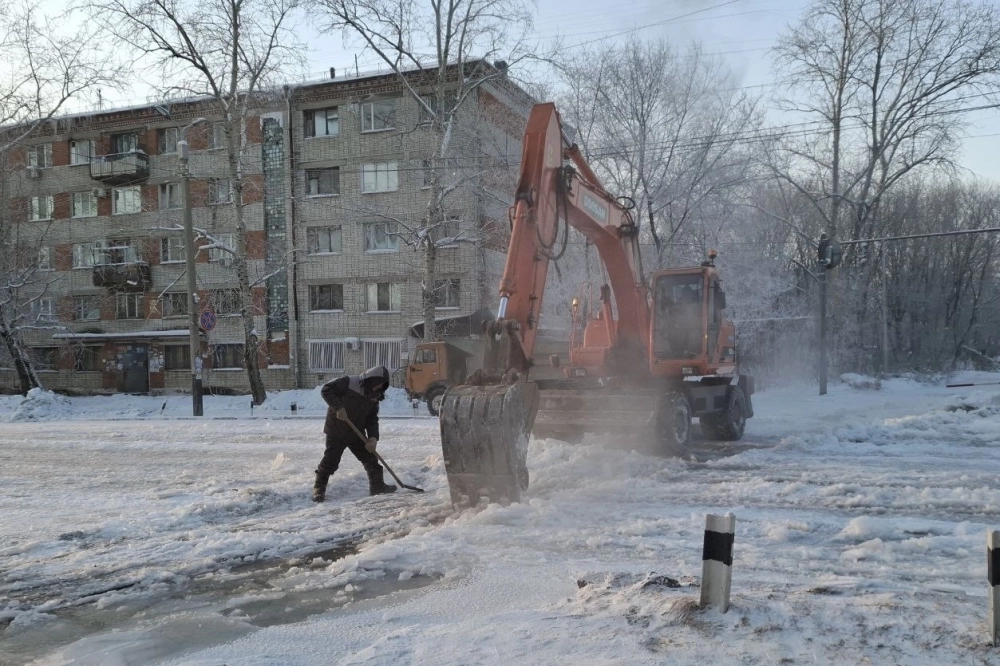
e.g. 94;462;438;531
345;337;361;352
92;187;108;198
26;166;40;179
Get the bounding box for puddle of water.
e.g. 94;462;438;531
2;538;440;666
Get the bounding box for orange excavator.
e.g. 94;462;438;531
438;103;754;506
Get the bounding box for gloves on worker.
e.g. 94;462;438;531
335;407;348;421
366;437;378;453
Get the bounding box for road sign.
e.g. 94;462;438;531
199;309;217;332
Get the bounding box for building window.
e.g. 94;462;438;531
434;278;461;308
361;100;396;132
30;196;54;221
33;297;55;322
116;293;143;319
309;284;344;311
364;221;399;252
164;345;189;370
213;343;243;368
307;226;341;254
112;133;138;154
157;127;179;154
74;346;102;371
73;295;101;321
306;168;340;196
70;140;94;165
431;216;461;247
211;288;242;315
37;247;51;271
113;186;141;214
361;161;398;193
159;183;181;209
366;282;401;312
207;124;226;150
162;292;188;317
72;242;105;268
28;144;52;168
31;347;59;370
72;191;98;218
304;107;339;137
160;237;185;263
209;233;235;265
309;340;345;372
98;242;138;265
363;340;401;370
209;179;232;204
421;157;459;188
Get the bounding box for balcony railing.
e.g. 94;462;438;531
92;261;152;290
90;151;149;184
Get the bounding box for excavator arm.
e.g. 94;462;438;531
483;103;649;378
439;103;654;507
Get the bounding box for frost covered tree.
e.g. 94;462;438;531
311;0;535;340
772;0;1000;247
770;0;1000;379
0;1;116;394
91;0;304;404
556;38;763;268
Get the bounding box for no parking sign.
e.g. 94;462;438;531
199;309;217;332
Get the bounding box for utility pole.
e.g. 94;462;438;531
178;129;204;416
817;233;842;396
880;243;889;374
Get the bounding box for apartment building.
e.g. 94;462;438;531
0;65;531;395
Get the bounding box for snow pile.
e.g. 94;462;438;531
0;386;421;422
4;388;73;422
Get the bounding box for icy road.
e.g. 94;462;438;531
3;375;1000;665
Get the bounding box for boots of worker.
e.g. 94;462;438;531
366;466;397;496
312;471;330;503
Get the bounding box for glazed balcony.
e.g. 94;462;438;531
90;151;149;184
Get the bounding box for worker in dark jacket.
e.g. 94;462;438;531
313;365;396;502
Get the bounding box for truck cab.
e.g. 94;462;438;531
405;341;472;415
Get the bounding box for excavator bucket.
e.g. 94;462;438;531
439;381;539;507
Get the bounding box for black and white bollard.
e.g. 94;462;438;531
990;530;1000;645
700;513;736;612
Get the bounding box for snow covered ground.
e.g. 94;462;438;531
4;373;1000;665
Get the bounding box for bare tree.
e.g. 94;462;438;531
772;0;1000;245
311;0;535;341
90;0;304;404
556;38;763;267
0;0;118;394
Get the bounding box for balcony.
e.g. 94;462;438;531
93;262;152;290
90;151;149;184
92;245;151;290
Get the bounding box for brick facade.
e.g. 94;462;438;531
0;66;530;396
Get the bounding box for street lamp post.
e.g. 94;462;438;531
177;120;206;416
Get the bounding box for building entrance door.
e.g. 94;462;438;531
120;344;150;393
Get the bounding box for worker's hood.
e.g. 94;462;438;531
345;365;390;401
361;365;390;401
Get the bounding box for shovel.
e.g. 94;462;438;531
342;416;425;493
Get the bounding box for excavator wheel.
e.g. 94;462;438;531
657;392;692;456
700;386;747;441
438;381;538;507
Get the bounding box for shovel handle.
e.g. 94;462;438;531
342;415;425;493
